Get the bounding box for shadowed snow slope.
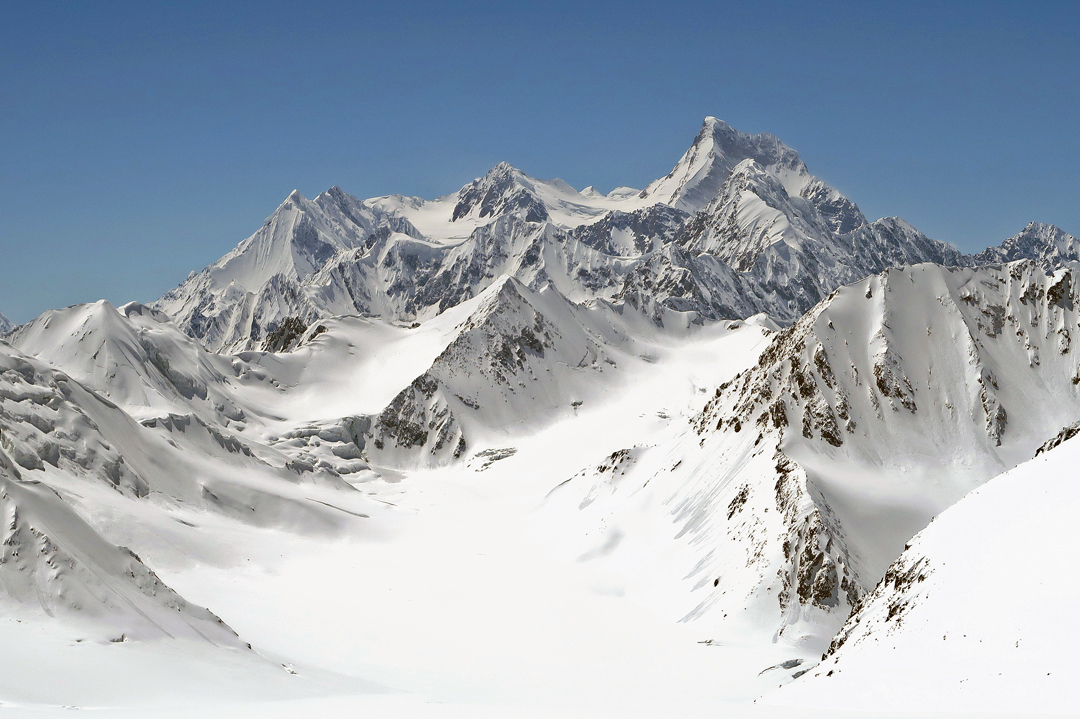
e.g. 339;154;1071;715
772;429;1080;716
0;334;362;535
363;278;634;467
10;300;251;423
251;277;652;471
0;446;244;645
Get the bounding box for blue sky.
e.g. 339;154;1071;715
1;0;1077;322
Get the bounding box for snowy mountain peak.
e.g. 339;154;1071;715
972;221;1080;271
641;116;807;213
452;162;549;223
0;311;12;336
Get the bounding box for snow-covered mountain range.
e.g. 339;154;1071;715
158;117;1026;354
2;117;1079;716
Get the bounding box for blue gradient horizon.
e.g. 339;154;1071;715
1;0;1077;322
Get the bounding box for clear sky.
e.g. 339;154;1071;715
1;0;1077;322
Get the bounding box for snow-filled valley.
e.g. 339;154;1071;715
1;117;1079;717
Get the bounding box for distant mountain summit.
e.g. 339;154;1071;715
972;221;1080;270
640;117;864;232
0;311;12;336
154;117;1076;353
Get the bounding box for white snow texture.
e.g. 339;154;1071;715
0;117;1077;718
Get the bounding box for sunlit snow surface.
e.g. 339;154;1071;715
2;300;1070;718
772;430;1080;717
0;319;806;717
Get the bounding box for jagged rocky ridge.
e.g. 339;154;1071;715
156;117;1022;353
270;277;636;470
544;259;1080;647
972;221;1080;271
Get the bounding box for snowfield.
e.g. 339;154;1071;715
772;426;1080;716
1;117;1079;717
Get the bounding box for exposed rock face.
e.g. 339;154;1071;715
364;278;625;468
1034;421;1080;456
570;204;689;256
261;316;310;352
452;162;550;223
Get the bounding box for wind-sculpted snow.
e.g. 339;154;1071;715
11;300;250;423
0;329;364;536
0;446;246;645
0;341;151;496
544;398;861;650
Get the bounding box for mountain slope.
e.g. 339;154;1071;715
776;429;1080;715
0;446;245;645
10;300;250;423
153;116;1079;357
155;187;422;351
0;333;362;534
149;118;908;351
288;278;635;468
543;259;1080;651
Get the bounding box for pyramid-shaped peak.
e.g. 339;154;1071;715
700;116;734;135
641;117;807;213
280;189;308;207
476;161;529;184
453;163;548;223
1020;221;1068;236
